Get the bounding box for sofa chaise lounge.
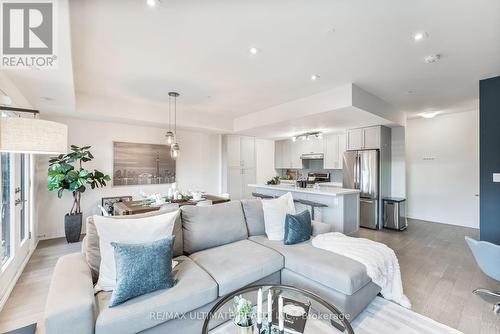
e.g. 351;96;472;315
44;199;380;334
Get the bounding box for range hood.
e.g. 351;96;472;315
300;153;324;160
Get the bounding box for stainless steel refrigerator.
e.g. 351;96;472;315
343;150;379;229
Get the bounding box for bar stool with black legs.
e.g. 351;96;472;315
293;199;328;220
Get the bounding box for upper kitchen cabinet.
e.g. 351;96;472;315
324;133;347;169
275;139;302;169
347;126;381;150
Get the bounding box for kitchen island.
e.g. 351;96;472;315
248;184;360;235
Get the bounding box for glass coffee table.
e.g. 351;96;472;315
202;285;354;334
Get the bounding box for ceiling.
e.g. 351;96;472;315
2;0;500;135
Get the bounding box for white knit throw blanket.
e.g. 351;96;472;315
312;232;411;308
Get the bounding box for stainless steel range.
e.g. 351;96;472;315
307;172;330;184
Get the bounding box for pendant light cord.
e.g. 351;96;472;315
174;94;177;136
168;95;172;131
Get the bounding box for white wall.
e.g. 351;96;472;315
255;139;276;184
35;116;221;239
406;110;479;228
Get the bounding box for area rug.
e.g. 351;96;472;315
350;297;462;334
210;297;462;333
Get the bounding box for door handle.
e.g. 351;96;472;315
360;199;374;204
15;199;27;206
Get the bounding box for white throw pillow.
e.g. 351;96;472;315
93;209;179;292
262;192;296;241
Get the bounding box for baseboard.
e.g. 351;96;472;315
406;215;479;229
0;239;39;312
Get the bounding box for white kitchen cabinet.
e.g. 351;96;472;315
225;135;255;168
347;126;381;150
275;140;303;169
274;140;284;169
240;136;256;168
347;128;364;150
324;133;347;169
226;135;242;167
223;135;256;200
290;141;303;169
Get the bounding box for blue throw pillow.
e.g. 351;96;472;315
109;236;176;307
284;210;312;245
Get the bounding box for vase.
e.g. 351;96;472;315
64;213;82;243
234;322;254;334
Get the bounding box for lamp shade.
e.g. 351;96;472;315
0;117;68;154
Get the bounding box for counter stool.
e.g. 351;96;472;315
252;192;275;199
293;199;328;220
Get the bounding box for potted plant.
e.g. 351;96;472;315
47;145;111;243
233;295;255;334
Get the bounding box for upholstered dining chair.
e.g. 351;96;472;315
97;205;110;216
465;236;500;314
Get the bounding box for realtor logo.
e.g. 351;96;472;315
1;1;57;68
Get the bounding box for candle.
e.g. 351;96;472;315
267;290;273;324
278;295;284;331
257;288;262;324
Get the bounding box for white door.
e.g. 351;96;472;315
347;129;363;150
226;135;241;168
0;154;31;299
240;136;255;169
228;167;243;200
242;168;256;199
363;127;381;149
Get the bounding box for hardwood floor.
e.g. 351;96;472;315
0;239;81;333
356;219;500;334
0;219;498;334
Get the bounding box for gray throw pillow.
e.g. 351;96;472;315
181;201;248;254
241;198;266;236
109;236;176;307
85;208;183;283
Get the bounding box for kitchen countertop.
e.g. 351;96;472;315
248;184;360;196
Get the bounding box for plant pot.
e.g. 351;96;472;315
65;213;82;243
234;322;254;334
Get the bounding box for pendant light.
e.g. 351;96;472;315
165;92;175;145
168;92;180;159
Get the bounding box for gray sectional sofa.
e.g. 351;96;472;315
44;199;381;334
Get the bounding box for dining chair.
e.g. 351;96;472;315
97;205;110;216
465;236;500;314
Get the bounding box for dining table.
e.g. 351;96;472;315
112;194;230;216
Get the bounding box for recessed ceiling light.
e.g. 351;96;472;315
424;54;441;64
311;74;320;81
413;31;428;42
249;47;259;55
420;111;439;119
146;0;159;7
